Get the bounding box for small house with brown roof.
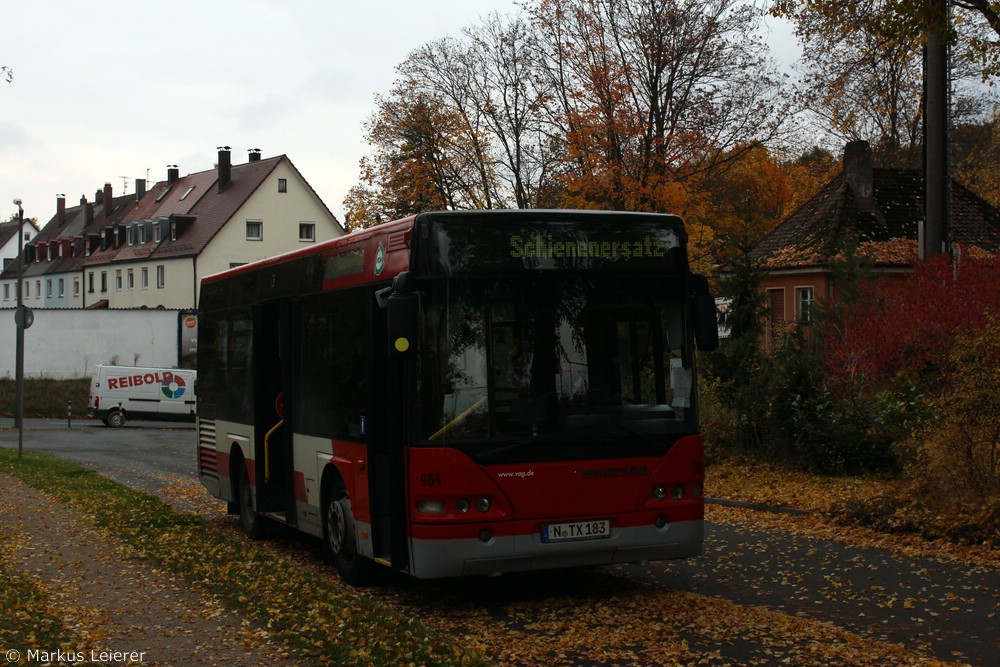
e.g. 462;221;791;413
745;140;1000;347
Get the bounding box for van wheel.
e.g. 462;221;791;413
323;484;372;584
238;463;266;539
106;410;125;428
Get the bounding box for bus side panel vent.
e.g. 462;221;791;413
198;418;219;479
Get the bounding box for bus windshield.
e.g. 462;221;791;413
420;274;695;463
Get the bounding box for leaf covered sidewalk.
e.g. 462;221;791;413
0;472;296;666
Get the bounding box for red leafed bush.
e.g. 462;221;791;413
822;253;1000;384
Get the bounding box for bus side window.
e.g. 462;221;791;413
297;291;368;441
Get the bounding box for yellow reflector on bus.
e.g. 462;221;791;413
394;337;410;353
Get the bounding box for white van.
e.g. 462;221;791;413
88;365;197;427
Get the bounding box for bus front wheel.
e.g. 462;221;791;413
238;463;266;539
323;486;371;584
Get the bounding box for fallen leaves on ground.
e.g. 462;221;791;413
706;458;1000;569
4;448;996;667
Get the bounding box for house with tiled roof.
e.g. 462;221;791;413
0;217;40;276
3;148;345;311
744;140;1000;346
1;185;137;309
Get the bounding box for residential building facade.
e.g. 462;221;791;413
1;148;344;310
744;140;1000;348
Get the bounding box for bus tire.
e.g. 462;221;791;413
322;483;371;585
106;410;125;428
238;463;266;540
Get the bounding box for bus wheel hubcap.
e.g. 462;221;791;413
329;499;348;553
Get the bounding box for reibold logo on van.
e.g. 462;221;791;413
107;371;187;399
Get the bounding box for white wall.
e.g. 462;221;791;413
0;308;187;379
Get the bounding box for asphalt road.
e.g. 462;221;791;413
0;417;197;490
4;419;998;666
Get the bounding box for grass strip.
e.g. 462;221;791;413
0;447;489;666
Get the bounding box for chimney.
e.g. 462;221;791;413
844;140;875;209
136;178;146;200
103;182;113;221
217;146;232;193
248;148;262;162
57;194;66;225
81;195;94;225
167;165;179;183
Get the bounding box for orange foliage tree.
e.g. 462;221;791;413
530;0;792;218
348;0;797;229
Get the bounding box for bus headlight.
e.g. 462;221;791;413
652;486;667;501
417;499;445;514
476;497;491;513
456;498;471;514
672;485;685;501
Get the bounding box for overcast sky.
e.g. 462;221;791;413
1;0;798;227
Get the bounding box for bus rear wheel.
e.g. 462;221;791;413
323;486;371;584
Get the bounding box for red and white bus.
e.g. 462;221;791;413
196;210;718;583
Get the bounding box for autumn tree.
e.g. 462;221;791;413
780;146;840;215
463;14;563;208
776;0;997;167
386;14;560;211
349;0;798;224
773;0;1000;81
701;144;792;267
796;27;925;165
529;0;794;215
953;111;1000;209
345;88;487;228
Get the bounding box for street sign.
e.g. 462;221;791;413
14;306;34;329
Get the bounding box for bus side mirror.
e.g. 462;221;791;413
690;274;719;352
386;271;419;357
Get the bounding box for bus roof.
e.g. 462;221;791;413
201;209;687;287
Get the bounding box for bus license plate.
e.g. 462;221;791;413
542;519;611;543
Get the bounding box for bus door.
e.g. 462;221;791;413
369;286;411;570
252;300;296;522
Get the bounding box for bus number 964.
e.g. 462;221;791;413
420;472;442;488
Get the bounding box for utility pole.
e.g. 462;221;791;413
923;0;950;259
13;199;26;457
